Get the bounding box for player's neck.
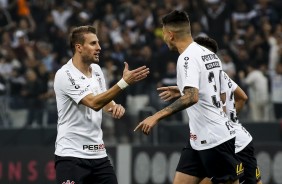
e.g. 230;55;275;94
72;55;92;77
176;37;193;54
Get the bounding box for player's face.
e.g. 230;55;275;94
81;33;101;64
162;26;177;51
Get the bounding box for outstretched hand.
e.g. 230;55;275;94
134;116;158;135
157;86;181;101
107;103;125;119
122;62;150;85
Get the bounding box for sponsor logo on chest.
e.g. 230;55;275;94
66;70;80;89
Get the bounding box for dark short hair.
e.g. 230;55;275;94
161;10;190;26
161;10;191;36
69;25;97;54
194;36;218;53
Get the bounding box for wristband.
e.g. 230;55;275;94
117;78;129;90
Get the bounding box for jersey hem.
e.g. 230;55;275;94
191;134;236;151
54;152;108;159
235;138;252;153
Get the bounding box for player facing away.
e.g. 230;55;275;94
53;25;149;184
159;36;262;184
218;71;262;184
134;10;243;184
194;36;262;184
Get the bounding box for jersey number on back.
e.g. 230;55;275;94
229;92;238;122
208;71;221;108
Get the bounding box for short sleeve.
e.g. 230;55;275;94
220;71;229;94
54;69;92;104
220;71;238;93
230;79;238;92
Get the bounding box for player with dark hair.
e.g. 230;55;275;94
194;36;218;53
134;10;242;184
54;25;149;184
217;71;262;184
160;36;262;184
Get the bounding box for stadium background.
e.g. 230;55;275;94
0;0;281;183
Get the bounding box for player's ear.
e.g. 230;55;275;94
168;31;174;40
75;43;82;53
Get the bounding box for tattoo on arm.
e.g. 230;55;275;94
163;87;198;115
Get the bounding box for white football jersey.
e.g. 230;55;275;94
220;71;252;153
54;59;107;159
177;42;236;150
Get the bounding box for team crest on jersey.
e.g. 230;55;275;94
62;180;75;184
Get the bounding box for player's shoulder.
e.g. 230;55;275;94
54;61;77;83
221;71;229;80
181;42;198;56
180;42;211;61
91;63;104;76
230;78;238;89
189;42;209;55
178;43;194;62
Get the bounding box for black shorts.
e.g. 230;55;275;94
176;138;243;183
55;155;118;184
236;141;261;184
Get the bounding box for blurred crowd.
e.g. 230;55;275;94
0;0;281;142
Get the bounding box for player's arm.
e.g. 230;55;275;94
102;101;125;119
220;93;227;113
103;101;116;112
157;87;198;119
233;85;248;114
157;86;181;101
134;87;198;134
81;85;123;111
219;71;229;113
81;62;149;111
